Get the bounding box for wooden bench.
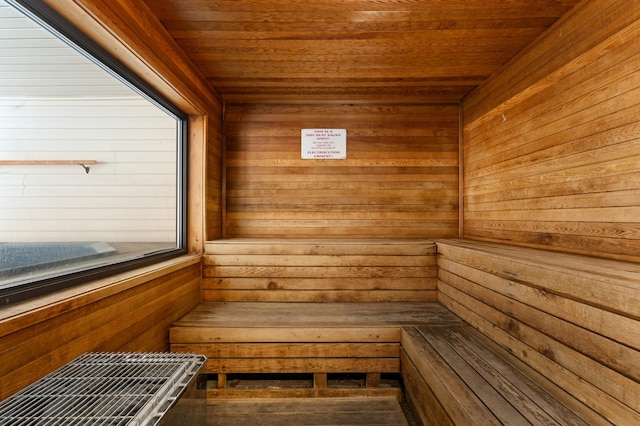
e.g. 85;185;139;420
426;239;640;425
402;325;590;425
202;238;437;302
172;237;639;424
170;301;462;398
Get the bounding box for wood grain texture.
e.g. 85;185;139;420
436;239;640;425
170;301;461;388
203;396;409;426
144;0;579;103
223;103;459;239
202;239;438;302
0;257;201;400
461;0;640;262
205;112;224;240
402;325;592;426
400;348;453;426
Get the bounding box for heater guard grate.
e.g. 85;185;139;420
0;352;206;425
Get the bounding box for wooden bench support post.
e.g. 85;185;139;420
366;373;381;388
314;373;327;389
217;373;227;389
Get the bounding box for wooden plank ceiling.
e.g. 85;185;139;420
144;0;581;103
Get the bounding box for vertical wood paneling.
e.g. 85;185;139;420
206;113;224;240
0;258;201;400
462;0;640;262
224;103;459;239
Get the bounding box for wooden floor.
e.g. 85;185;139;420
204;396;412;426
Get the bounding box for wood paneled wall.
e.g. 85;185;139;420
0;258;201;400
462;0;640;262
202;239;437;302
437;239;640;425
223;103;459;239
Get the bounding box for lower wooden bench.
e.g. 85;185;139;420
170;301;462;399
401;325;590;426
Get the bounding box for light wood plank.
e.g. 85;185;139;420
171;327;401;344
461;0;640;261
223;103;459;239
171;302;461;329
204;254;434;267
202;277;436;291
400;349;454;426
201;289;437;303
438;290;630;425
206;358;399;374
205;238;436;255
401;327;502;426
171;343;399;359
439;326;591;425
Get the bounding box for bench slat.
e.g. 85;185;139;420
425;326;590;426
171;343;399;358
439;285;636;425
400;349;454;426
402;327;503;426
420;326;528;425
438;264;640;384
437;239;640;319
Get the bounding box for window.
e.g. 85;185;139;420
0;0;187;305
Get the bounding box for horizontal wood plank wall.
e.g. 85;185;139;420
437;239;640;425
223;103;459;239
461;0;640;262
203;239;436;302
0;257;201;400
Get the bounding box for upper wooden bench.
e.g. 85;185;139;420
433;239;640;425
202;238;437;302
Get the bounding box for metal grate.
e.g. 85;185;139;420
0;352;206;425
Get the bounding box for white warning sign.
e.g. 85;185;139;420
301;129;347;159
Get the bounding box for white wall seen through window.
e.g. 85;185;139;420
0;0;184;298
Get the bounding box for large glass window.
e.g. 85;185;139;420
0;0;187;304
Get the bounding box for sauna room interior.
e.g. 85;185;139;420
1;0;639;424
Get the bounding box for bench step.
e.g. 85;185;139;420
401;325;589;426
170;301;461;398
